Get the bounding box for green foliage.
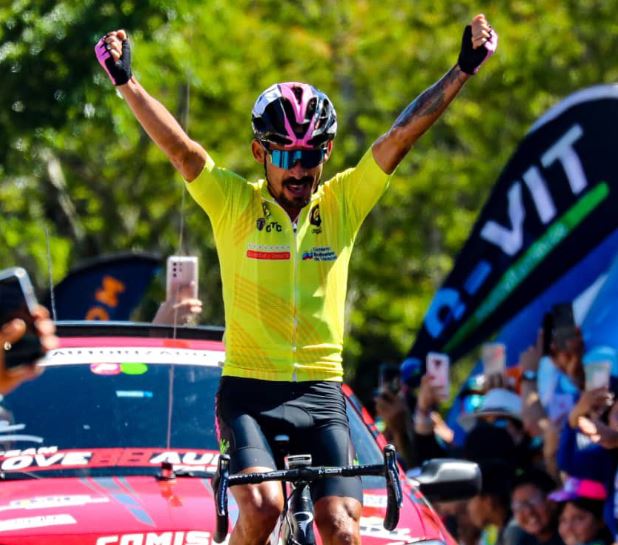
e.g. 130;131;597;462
2;0;617;402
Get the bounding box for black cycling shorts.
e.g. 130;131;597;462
215;376;362;503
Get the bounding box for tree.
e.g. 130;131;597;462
2;0;617;402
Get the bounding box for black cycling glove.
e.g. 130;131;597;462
457;24;497;75
95;35;132;86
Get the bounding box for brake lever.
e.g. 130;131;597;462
213;454;230;543
383;444;402;531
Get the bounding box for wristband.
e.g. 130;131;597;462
95;35;132;86
457;24;498;75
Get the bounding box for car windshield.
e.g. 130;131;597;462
0;356;384;484
1;362;220;453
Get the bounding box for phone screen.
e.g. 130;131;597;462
426;352;450;400
379;363;401;395
481;342;506;376
551;303;576;345
0;268;44;369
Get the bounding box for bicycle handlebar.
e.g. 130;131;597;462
213;444;403;543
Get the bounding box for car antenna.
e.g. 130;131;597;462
165;72;192;452
172;75;191;341
45;225;57;321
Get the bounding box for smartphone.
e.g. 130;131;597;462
426;352;450;400
481;342;506;376
552;303;576;342
0;267;45;369
166;256;199;301
585;361;611;391
379;363;401;395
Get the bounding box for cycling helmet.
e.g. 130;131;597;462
251;82;337;150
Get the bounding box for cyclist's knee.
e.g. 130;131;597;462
234;484;283;530
314;497;361;545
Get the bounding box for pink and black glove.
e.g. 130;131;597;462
95;35;132;86
457;24;498;75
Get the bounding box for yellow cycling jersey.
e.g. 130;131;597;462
186;148;391;382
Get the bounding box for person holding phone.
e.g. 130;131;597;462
152;282;203;326
96;14;497;545
153;256;203;326
0;305;57;395
375;370;455;469
520;305;586;437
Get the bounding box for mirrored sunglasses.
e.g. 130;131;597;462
268;148;326;169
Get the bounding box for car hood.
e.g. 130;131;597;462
0;474;219;545
0;477;452;545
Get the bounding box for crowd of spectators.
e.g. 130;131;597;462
375;304;618;545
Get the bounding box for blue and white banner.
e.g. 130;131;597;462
404;84;618;374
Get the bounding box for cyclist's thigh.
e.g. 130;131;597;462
306;421;363;503
216;377;277;473
292;382;362;503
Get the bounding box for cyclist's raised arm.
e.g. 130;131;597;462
95;30;207;182
372;14;497;175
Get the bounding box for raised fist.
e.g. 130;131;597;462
95;30;132;86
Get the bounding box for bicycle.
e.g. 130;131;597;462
212;440;403;545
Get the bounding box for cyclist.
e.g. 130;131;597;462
96;14;497;545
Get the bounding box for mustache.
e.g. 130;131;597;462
283;176;313;187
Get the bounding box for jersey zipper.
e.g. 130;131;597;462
290;209;306;382
267;198;308;382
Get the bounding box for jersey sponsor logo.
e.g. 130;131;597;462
310;205;322;234
256;203;281;232
265;221;282;233
302;246;337;262
261;202;272;218
247;244;291;260
256;219;282;233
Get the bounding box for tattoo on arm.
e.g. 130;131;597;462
393;67;462;128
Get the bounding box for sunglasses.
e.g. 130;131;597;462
266;147;326;169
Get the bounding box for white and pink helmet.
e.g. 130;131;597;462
251;82;337;150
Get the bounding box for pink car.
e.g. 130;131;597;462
0;323;477;545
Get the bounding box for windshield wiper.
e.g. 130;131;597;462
0;470;43;480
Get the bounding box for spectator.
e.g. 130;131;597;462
460;387;536;472
549;478;613;545
435;500;481;545
569;399;618;538
507;468;564;545
0;305;57;395
466;459;517;545
373;384;414;467
519;326;586;476
153;282;203;326
375;372;454;469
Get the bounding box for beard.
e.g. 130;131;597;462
263;160;316;212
